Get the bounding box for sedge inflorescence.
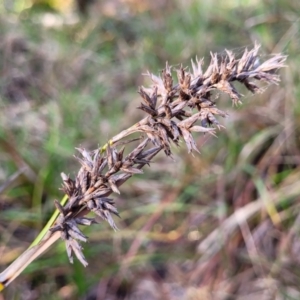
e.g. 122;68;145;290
49;44;286;266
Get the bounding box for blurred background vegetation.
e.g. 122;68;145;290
0;0;299;299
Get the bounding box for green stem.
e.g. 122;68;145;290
30;194;69;247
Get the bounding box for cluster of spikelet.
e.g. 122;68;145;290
48;44;286;266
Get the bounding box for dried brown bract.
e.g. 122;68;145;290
48;44;286;265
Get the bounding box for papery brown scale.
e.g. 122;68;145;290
94;209;118;231
151;86;158;108
104;211;118;231
163;127;177;145
81;193;94;204
186;96;199;108
179;89;191;101
164;104;172;119
203;58;214;79
237;48;249;74
242;79;260;93
144;71;161;86
181;110;193;119
54;200;66;216
168;97;181;109
178;112;201;129
190;76;204;91
243;52;257;71
184;72;191;89
93;177;105;188
90;188;112;198
131;158;150;165
89;173;98;188
75;217;94;226
74;156;93;172
208;106;227;118
215;80;241;105
104;204;119;218
256;55;286;73
198;109;214;127
111;147;120;165
162;63;173;92
120;158;133;169
121;166;143;174
135;146;162;160
145;132;161;148
224;50;236;71
67;227;87;243
179;127;199;153
61;172;69;183
137;103;157;116
174;114;184;121
60;184;70;196
91;154;103;177
68;239;88;267
219;59;226;80
170;101;187;116
195;83;212;98
117;147;125;162
101;198;119;215
108;178;120;194
170;122;180;142
67;219;87;236
65;241;73;264
223;62;234;81
49;224;63;233
75;170;82;187
190;125;216;134
199;98;214;108
98;158;107;175
138;87;153;108
92;148;100;163
210;53;221;84
156;124;171;155
157;117;172;129
210;71;220;85
253;72;280;84
80;171;90;194
60;229;68;241
75;148;93;163
177;66;191;90
106;145;114;169
83;183;97;195
191;56;204;78
161;94;171;106
124;138;149;161
177;67;184;85
112;173;132;186
60;175;76;197
138;146;162;166
138;124;157;134
206;112;220;126
67;194;80;209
